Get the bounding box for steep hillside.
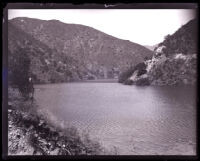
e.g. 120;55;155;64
9;17;153;82
120;19;197;86
8;23;86;83
156;19;197;56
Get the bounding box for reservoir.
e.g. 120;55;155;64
34;83;196;155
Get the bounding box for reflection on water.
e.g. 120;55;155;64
35;83;196;155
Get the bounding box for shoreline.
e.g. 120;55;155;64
8;88;107;155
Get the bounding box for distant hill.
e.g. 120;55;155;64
8;17;153;83
144;44;158;51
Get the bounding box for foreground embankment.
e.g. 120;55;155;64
8;87;107;155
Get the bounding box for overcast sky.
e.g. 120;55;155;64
8;9;196;46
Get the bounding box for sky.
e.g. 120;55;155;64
8;9;196;46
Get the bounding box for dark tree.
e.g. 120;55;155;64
118;66;135;83
9;48;32;99
118;62;147;84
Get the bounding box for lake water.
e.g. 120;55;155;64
34;83;196;155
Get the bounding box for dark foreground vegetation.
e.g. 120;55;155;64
8;88;106;155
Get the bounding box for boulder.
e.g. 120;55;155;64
129;70;138;81
50;148;59;155
155;45;166;54
174;53;187;60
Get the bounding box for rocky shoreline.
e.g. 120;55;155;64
119;45;196;86
8;88;105;155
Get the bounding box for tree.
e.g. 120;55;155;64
118;66;135;83
118;62;147;84
9;48;32;99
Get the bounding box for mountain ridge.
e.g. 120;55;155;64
8;17;153;83
10;17;152;45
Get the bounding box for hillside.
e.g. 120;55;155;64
144;44;158;51
8;17;153;83
120;18;197;86
157;19;197;56
8;23;83;83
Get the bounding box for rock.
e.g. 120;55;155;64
129;70;138;81
65;149;71;155
39;120;45;126
8;141;12;147
28;125;34;131
34;150;43;155
57;140;62;147
155;45;166;54
139;74;148;79
8;109;12;113
174;53;187;60
50;148;59;155
135;77;150;86
34;133;38;137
